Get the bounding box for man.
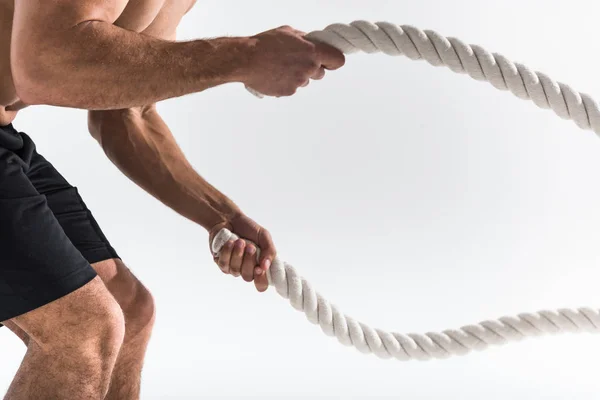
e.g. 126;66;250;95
0;0;345;398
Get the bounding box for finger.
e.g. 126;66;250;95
254;267;269;292
313;42;346;70
214;256;227;274
311;67;326;80
301;79;310;87
229;239;246;277
217;240;235;274
258;230;276;274
281;25;307;37
241;244;257;282
293;28;307;37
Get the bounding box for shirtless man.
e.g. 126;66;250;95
0;1;345;398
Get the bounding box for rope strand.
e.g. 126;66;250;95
232;21;600;360
211;228;600;360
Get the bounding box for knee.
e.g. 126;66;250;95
40;299;124;398
96;298;127;353
70;299;125;354
46;293;125;357
92;258;155;336
122;282;156;335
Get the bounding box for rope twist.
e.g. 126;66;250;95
220;21;600;361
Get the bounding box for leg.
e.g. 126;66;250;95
92;258;156;400
24;138;156;399
3;276;125;400
3;259;156;400
0;126;125;399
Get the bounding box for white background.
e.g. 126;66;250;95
2;0;600;398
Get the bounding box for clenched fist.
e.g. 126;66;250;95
240;25;345;97
208;212;276;292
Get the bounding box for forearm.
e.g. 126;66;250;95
88;107;240;230
13;21;251;110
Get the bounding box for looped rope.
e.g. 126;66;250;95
250;21;600;135
230;21;600;360
211;229;599;361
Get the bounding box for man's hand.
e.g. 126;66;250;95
240;25;346;97
208;213;276;292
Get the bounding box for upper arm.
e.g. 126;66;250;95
12;0;128;93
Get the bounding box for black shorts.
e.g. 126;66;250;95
0;123;119;327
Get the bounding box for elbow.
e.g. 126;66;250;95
88;109;127;150
10;22;92;106
88;111;105;144
12;58;45;106
13;82;45;107
12;21;105;107
11;45;60;106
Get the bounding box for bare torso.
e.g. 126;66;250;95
0;0;195;125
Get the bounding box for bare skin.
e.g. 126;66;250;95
1;0;345;398
2;260;152;400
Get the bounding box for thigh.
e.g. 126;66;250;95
5;275;121;348
25;142;154;326
2;259;145;344
0;131;99;327
26;139;120;265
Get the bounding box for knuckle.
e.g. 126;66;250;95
282;87;296;96
305;40;316;50
295;70;308;81
307;59;320;70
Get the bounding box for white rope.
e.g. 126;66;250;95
248;21;600;135
217;21;600;360
211;229;600;360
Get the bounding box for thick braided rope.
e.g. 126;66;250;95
211;229;600;360
248;21;600;135
230;21;600;360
